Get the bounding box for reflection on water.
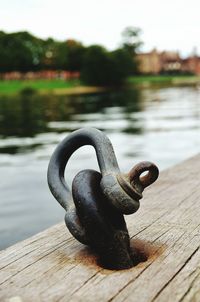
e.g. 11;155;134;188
0;89;142;138
0;87;200;249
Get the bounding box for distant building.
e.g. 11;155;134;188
160;51;181;73
181;56;200;75
136;49;161;74
136;49;200;75
0;70;80;81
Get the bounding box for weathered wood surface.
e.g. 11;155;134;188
1;155;200;302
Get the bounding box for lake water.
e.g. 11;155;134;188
0;86;200;250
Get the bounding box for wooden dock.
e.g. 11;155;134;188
1;154;200;302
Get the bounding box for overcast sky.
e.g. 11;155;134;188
0;0;199;57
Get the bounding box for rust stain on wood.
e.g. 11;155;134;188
130;238;166;264
1;154;200;302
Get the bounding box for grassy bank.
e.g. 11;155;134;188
0;75;200;95
0;79;108;95
127;75;200;86
0;79;81;95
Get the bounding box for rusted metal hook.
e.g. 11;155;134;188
47;128;159;269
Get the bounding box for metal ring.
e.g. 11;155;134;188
128;161;159;189
47;128;159;269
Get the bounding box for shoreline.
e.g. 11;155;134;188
0;75;200;96
40;85;108;95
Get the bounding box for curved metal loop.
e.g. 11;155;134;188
47;128;159;269
47;127;120;212
47;127;122;244
128;161;159;190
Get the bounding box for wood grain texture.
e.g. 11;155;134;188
1;154;200;302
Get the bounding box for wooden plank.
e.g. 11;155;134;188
1;154;200;302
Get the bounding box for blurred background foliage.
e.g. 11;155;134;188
0;27;141;86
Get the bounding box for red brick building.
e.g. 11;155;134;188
1;70;80;81
181;56;200;75
137;49;200;75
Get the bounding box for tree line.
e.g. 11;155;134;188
0;28;141;86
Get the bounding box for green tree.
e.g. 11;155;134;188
29;36;85;72
53;41;68;70
121;26;142;55
41;38;59;70
121;26;142;74
0;31;44;72
81;45;114;86
110;48;135;85
0;28;141;79
81;45;135;86
65;40;85;72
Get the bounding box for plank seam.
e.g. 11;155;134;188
150;246;200;302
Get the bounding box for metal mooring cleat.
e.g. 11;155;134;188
47;128;159;270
